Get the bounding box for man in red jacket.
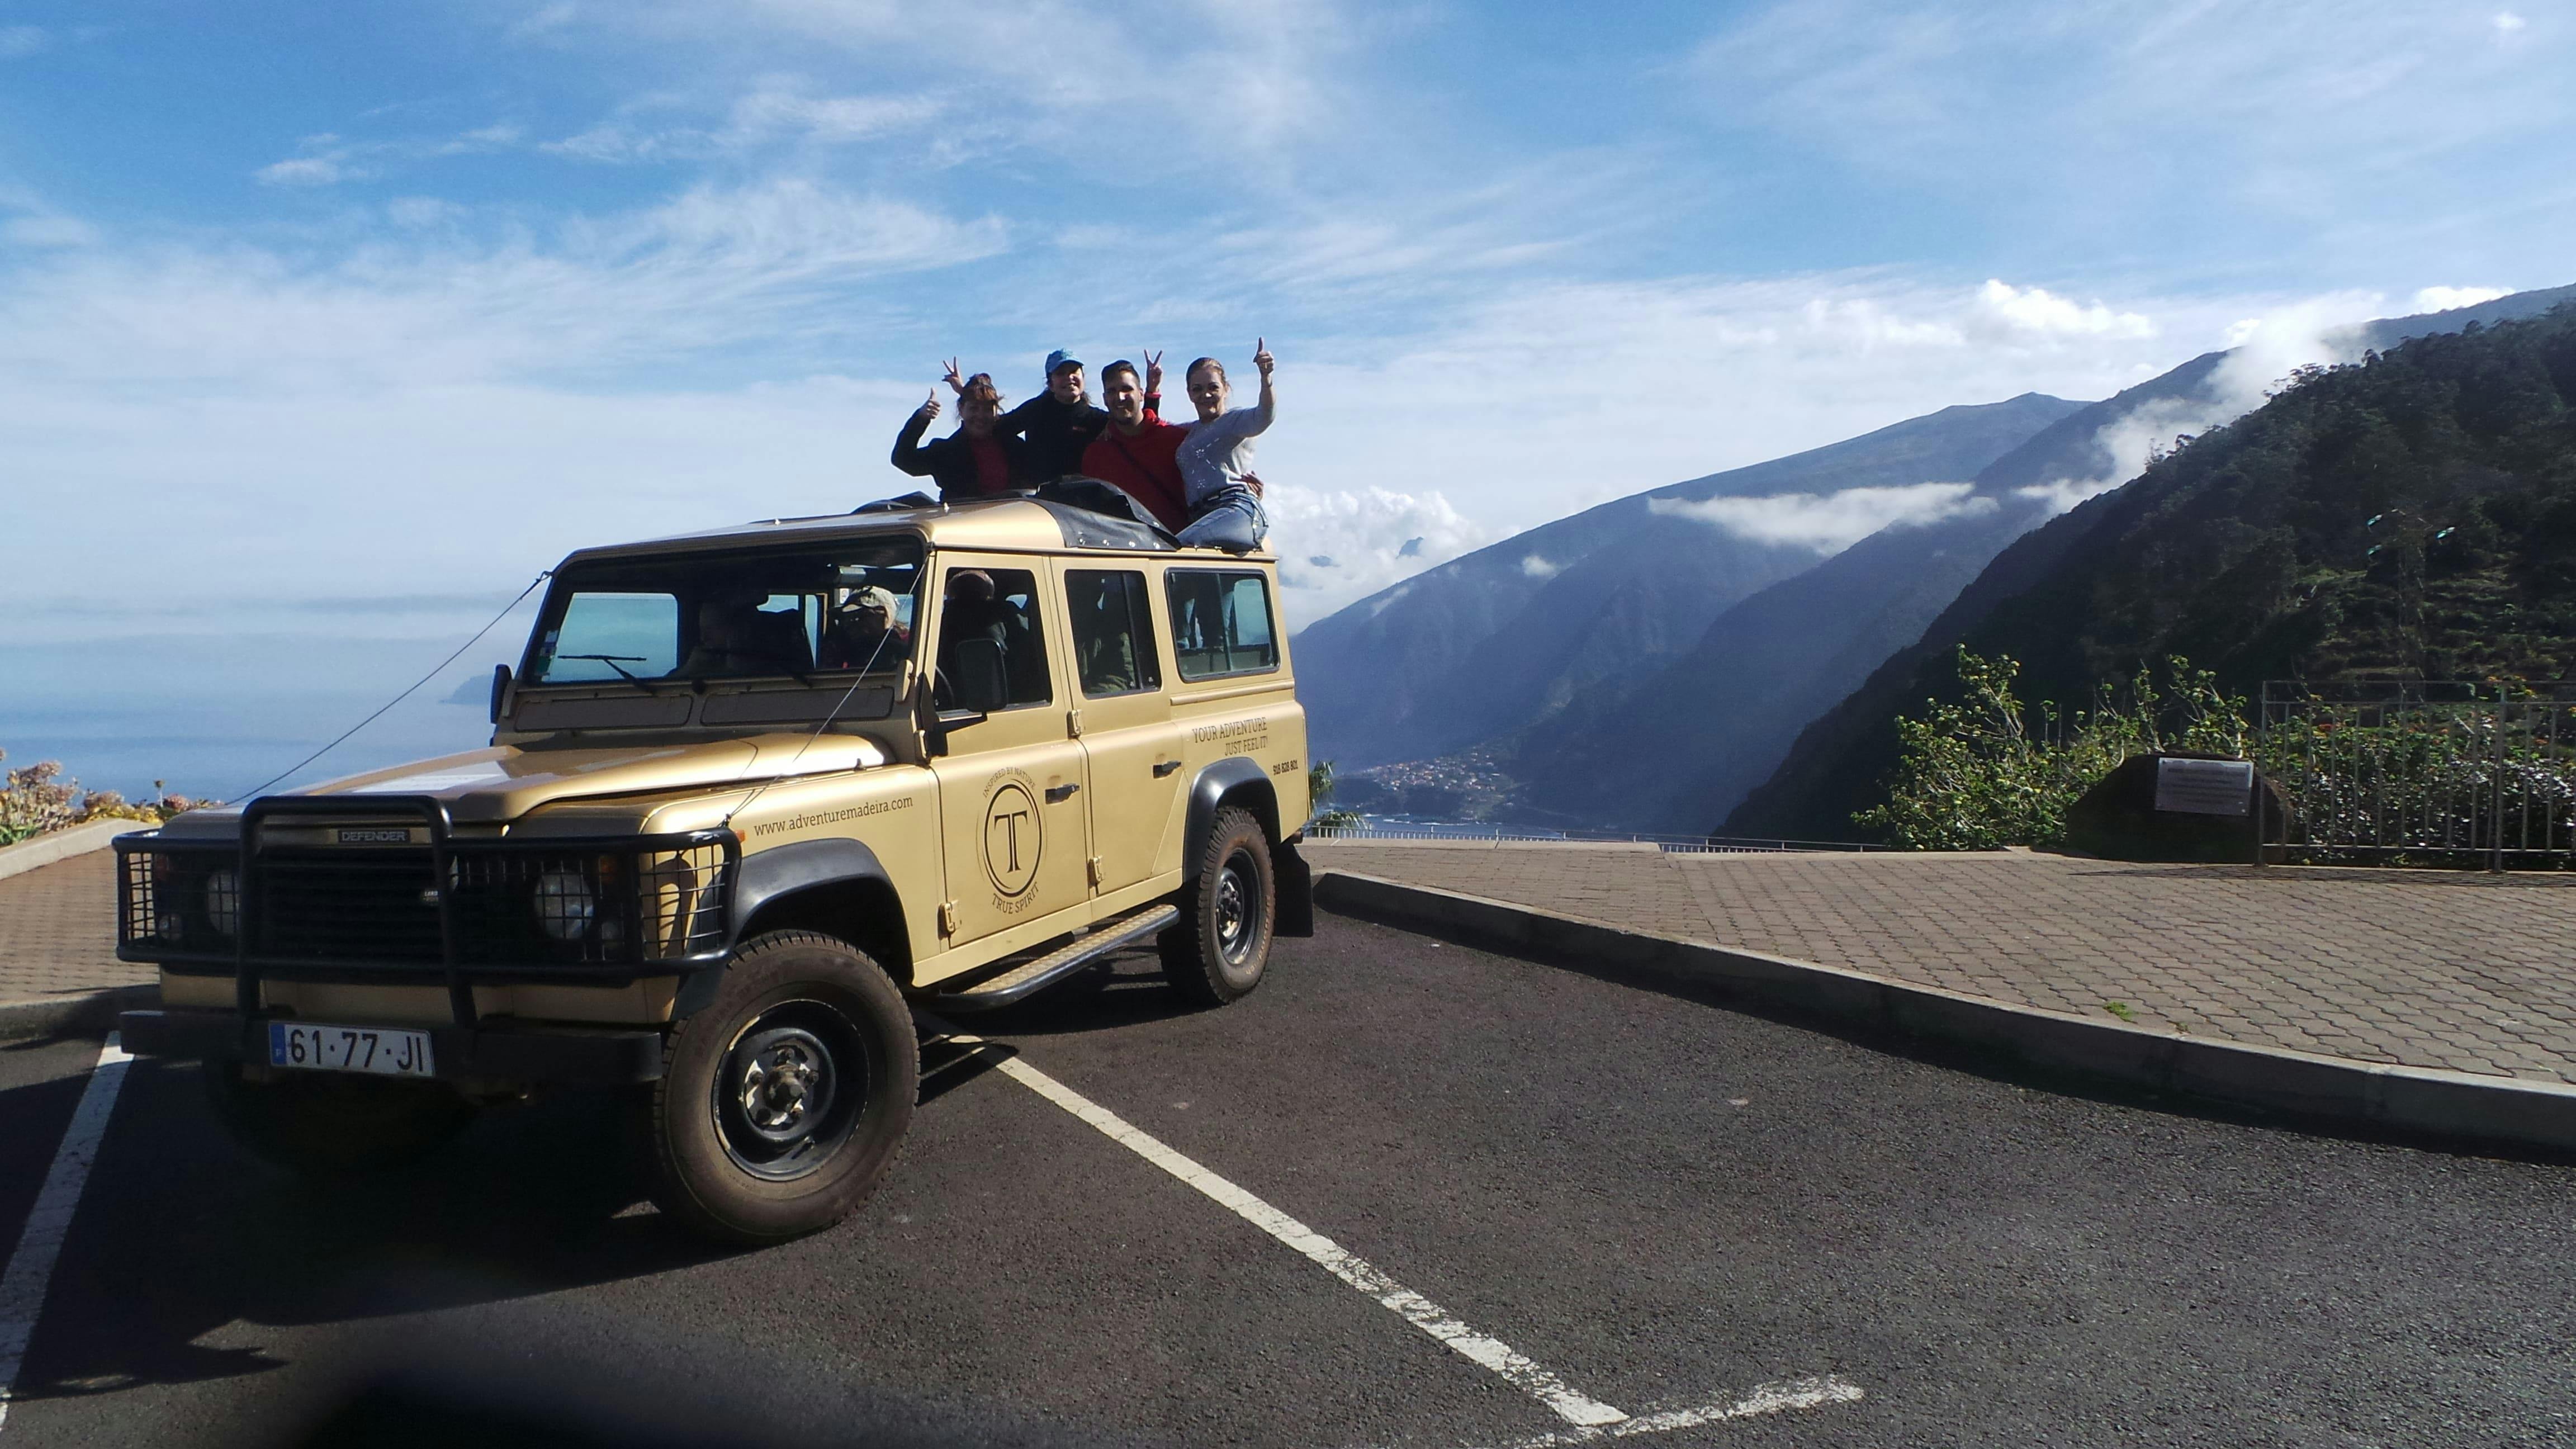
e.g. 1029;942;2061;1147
1079;357;1189;531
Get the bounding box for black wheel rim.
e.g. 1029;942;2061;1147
712;998;869;1181
1215;848;1261;970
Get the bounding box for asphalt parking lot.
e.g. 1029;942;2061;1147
4;912;2574;1447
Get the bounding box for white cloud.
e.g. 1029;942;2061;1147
2;212;96;248
1683;0;2576;275
386;197;467;229
1;178;1005;392
2014;291;2387;515
257;156;367;187
1974;280;2156;339
2412;285;2511;312
526;0;1374;167
257;124;525;186
1519;554;1561;579
1263;486;1491;626
1649;482;1995;553
544;82;943;162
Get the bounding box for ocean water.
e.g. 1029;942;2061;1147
2;603;531;804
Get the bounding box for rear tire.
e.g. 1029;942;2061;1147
202;1060;476;1177
1160;806;1275;1006
643;930;917;1244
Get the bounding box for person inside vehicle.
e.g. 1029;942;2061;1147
819;585;908;671
974;348;1157;482
1173;340;1275;552
892;372;1032;501
936;569;1043;709
678;593;809;677
1079;355;1189;532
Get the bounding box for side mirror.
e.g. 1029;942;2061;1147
488;664;513;724
916;671;986;757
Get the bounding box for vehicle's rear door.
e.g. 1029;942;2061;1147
1056;562;1185;899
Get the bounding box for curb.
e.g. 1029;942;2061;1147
0;983;158;1044
1314;869;2576;1156
0;818;152;884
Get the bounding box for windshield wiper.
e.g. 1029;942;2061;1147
556;654;654;691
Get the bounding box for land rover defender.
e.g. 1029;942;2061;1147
115;494;1313;1242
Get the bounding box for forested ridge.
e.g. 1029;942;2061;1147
1728;304;2576;840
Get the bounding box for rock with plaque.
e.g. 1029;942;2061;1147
2063;752;2279;862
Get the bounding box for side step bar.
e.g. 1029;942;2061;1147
927;905;1180;1013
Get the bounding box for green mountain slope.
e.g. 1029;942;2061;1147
1728;302;2576;840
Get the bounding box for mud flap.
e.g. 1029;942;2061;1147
1274;840;1314;938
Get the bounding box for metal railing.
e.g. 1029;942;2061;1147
2257;681;2576;868
1304;821;1887;855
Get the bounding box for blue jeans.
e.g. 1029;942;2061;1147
1177;489;1268;553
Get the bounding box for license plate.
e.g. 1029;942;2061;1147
268;1021;435;1078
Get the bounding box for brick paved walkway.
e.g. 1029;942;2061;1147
0;850;149;1003
1309;842;2576;1085
12;835;2575;1086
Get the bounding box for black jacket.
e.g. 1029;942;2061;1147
996;392;1114;481
891;410;1038;500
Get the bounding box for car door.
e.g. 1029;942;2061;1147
1057;563;1185;900
925;556;1091;949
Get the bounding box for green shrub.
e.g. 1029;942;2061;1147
1308;759;1361;831
1855;649;2250;850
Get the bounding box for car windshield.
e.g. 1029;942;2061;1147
525;538;926;689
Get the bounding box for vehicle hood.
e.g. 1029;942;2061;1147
269;735;888;826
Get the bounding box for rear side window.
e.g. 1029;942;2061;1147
1067;570;1163;697
1166;570;1278;681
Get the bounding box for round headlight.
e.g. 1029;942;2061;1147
535;868;595;942
203;868;240;939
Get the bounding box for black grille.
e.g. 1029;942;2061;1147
255;847;443;962
120;830;734;972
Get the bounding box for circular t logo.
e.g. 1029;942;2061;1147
982;776;1043;898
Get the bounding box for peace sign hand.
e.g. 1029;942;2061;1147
1144;348;1163;395
941;357;965;395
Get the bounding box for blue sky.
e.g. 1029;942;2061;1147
3;0;2572;797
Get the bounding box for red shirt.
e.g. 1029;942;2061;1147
1081;419;1190;529
967;438;1012;495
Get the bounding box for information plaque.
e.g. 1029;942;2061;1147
2154;757;2253;816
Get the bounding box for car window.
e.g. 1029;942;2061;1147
1166;569;1278;681
936;566;1052;712
541;592;681;683
527;539;922;696
1067;570;1163;697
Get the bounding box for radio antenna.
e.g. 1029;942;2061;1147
720;613;906;832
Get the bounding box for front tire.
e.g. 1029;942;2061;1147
202;1060;476;1177
1161;806;1275;1006
643;930;916;1244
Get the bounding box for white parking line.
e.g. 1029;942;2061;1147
0;1035;133;1437
931;1024;1863;1438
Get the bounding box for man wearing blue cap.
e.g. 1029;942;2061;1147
945;349;1158;482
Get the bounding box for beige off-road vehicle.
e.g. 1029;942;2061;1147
116;493;1313;1242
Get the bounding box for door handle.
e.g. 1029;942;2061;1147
1046;783;1081;803
1152;760;1182;778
